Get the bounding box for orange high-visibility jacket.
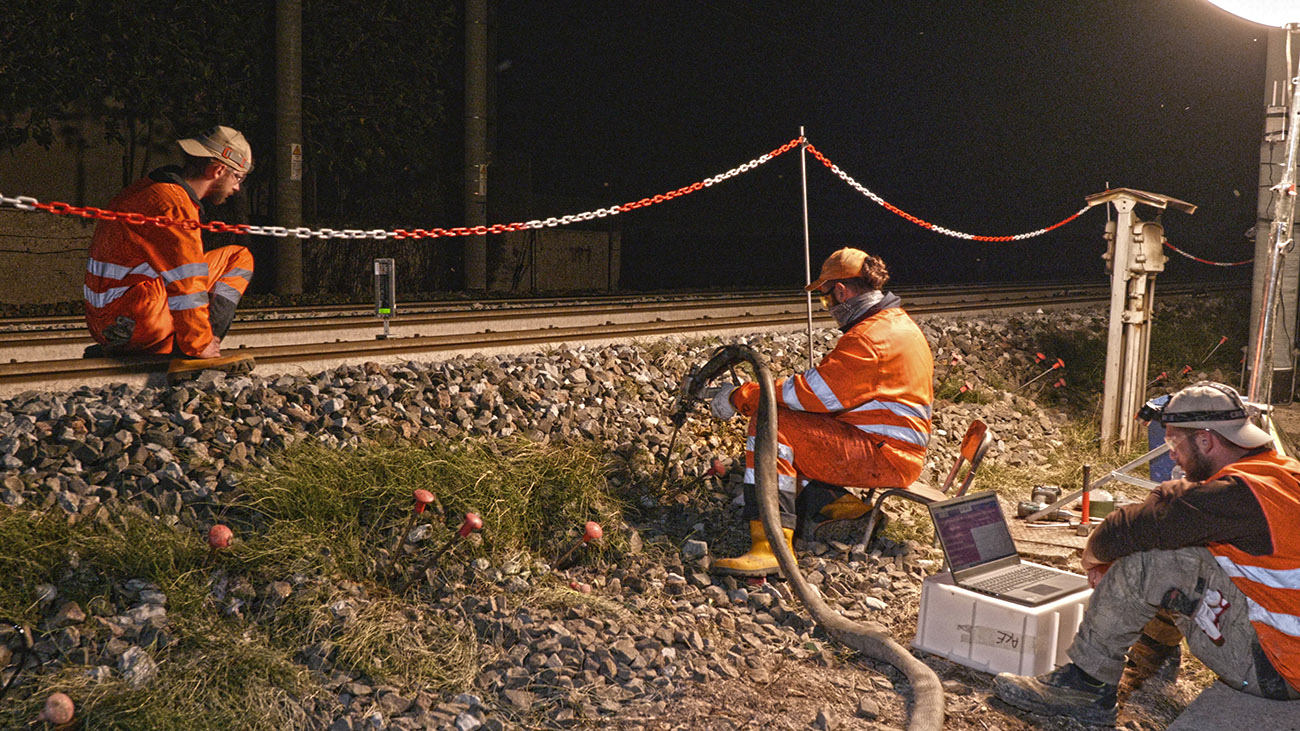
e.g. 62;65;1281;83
1209;452;1300;690
84;174;215;356
731;305;934;463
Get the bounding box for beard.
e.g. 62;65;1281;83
1182;439;1218;482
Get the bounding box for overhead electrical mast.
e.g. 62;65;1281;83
1202;2;1300;408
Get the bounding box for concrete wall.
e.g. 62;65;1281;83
0;121;171;307
0;209;91;306
490;228;621;293
0;119;164;207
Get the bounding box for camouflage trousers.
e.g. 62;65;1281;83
1068;546;1299;700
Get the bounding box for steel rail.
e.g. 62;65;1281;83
0;283;1243;398
0;282;1237;365
0;284;1103;363
0;280;1116;333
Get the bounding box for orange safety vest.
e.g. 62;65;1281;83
731;306;934;463
83;175;215;356
1209;451;1300;690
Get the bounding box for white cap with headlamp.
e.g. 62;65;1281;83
1158;381;1273;449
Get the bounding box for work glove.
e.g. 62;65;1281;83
702;383;739;419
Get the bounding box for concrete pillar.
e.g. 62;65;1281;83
1248;28;1298;402
274;0;304;295
462;0;489;291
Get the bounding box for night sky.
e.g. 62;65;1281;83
495;1;1269;290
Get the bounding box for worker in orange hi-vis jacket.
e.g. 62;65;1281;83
705;247;934;576
83;125;256;381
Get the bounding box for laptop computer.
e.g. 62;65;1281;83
928;491;1090;606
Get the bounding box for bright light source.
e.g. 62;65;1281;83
1205;0;1299;27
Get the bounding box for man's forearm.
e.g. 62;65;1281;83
1088;477;1270;563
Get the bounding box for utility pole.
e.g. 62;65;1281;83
1247;27;1299;403
274;0;304;295
463;0;489;291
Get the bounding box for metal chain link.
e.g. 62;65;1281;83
0;138;800;242
803;144;1091;243
1163;241;1252;267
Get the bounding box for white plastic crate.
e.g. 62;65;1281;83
913;570;1092;676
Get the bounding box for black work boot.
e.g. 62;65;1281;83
994;662;1118;725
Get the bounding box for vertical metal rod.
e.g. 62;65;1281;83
799;126;814;370
1249;31;1300;406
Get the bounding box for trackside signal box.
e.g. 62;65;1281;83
374;258;396;340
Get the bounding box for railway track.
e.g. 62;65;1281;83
0;280;1244;398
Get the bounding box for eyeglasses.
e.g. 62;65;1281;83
224;166;247;184
1164;428;1208;452
817;282;840;309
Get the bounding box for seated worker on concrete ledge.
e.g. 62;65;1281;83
994;382;1300;725
705;247;934;576
83;125;255;380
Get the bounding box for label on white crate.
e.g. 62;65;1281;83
958;624;1034;652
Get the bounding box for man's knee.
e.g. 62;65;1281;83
208;245;255;280
1108;547;1222;609
229;245;254;272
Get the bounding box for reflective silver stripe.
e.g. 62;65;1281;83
87;258;156;280
746;437;793;464
160;262;209;284
1214;556;1300;590
782;378;802;410
777;474;796;493
1242;595;1300;638
83;284;129;308
803;368;843;411
224;267;253;281
167;291;209;311
212;282;243;302
854;423;930;447
848;399;933;422
744;468;797;494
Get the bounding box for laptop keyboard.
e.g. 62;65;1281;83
966;564;1058;594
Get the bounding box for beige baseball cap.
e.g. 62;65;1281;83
1160;381;1272;449
806;247;870;292
177;125;253;174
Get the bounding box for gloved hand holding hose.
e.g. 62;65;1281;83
700;383;739;419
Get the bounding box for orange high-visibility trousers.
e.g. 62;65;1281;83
742;407;925;525
86;245;254;354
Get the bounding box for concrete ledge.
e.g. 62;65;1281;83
1166;682;1299;731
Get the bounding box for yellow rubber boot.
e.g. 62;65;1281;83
712;520;795;577
819;493;868;521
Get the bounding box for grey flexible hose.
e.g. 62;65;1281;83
705;345;946;731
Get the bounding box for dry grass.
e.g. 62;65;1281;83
2;437;630;728
328;596;479;691
2;618;317;730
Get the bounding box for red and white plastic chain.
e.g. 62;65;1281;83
1162;240;1252;267
0;138;802;240
803;144;1090;242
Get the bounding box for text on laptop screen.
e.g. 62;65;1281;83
932;496;1017;570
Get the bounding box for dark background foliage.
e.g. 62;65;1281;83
0;0;461;296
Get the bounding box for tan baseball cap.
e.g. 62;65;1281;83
1161;381;1272;449
177;125;253;174
806;247;869;292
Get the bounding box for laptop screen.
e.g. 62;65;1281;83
929;492;1018;572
